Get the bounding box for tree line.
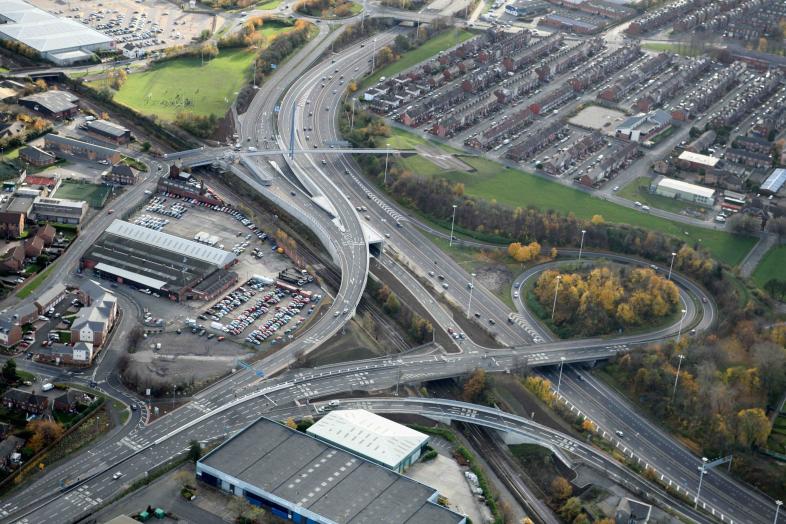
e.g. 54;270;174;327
533;266;680;337
366;278;434;344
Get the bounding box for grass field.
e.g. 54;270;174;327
54;181;111;208
256;19;295;39
618;176;707;215
752;245;786;287
257;0;282;8
92;47;257;120
360;29;475;90
389;143;755;265
642;42;705;57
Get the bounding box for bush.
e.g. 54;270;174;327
421;449;438;462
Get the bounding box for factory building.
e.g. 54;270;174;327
651;175;716;208
306;409;429;473
196;417;466;524
761;168;786;195
81;219;238;302
0;0;114;65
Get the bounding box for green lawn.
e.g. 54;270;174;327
16;264;54;298
257;0;282;8
54;181;111;208
361;29;475;89
92;47;257;120
401;153;756;266
618;176;708;216
752;245;786;288
256;19;295;39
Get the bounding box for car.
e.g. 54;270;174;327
428;271;435;277
112;472;124;480
474;312;481;318
513;291;519;298
634;201;642;207
701;297;708;304
488;319;496;325
612;186;620;191
442;283;449;289
615;430;624;438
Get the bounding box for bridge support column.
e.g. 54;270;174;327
422;414;453;426
497;429;539;446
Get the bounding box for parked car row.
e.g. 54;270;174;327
145;197;187;219
133;214;169;231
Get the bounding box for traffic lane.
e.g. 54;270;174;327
549;370;765;524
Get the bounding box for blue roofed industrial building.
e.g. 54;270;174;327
196;416;466;524
761;168;786;195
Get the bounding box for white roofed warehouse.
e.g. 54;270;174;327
307;409;430;473
81;219;239;302
650;175;716;208
0;0;114;65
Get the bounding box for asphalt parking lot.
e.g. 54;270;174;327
30;0;219;55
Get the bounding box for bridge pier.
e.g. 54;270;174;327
497;429;542;446
421;414;453;426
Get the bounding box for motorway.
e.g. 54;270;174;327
0;16;779;524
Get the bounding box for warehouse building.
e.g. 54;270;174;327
651;175;716;208
43;134;121;164
307;409;429;473
82;219;238;302
761;168;786;195
0;0;114;65
83;119;131;144
196;417;465;524
18;91;78;120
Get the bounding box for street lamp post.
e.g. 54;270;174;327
578;229;586;263
676;308;687;343
551;275;562;320
671;354;685;403
467;273;476;319
695;457;708;509
557;356;566;397
372;38;377;72
172;384;176;412
449;204;458;247
383;144;390;185
775;500;783;524
668;251;677;280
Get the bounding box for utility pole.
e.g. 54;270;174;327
578;229;586;263
449;204;458;246
551;275;562;320
775;500;783;524
676;308;687;343
671;354;685;403
467;272;476;319
695;457;708;509
668;251;677;280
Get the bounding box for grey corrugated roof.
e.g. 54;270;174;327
19;91;78;114
199;418;464;524
105;220;236;268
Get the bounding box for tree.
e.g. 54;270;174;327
128;326;144;352
188;440;202;462
141;141;152;152
550;476;572;500
591;214;604;225
285;417;298;429
2;358;16;383
736;408;770;448
727;213;760;234
559;497;582;521
383;293;401;315
462;368;487;402
27;420;64;452
34;79;47;91
766;216;786;239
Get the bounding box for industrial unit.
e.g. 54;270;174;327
651;175;716;208
0;0;114;65
196;417;465;524
306;409;429;473
81;219;238;302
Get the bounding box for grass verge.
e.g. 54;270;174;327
16;265;55;299
360;29;475;90
752;244;786;288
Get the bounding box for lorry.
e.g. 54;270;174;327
252;275;275;285
41;383;54;392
